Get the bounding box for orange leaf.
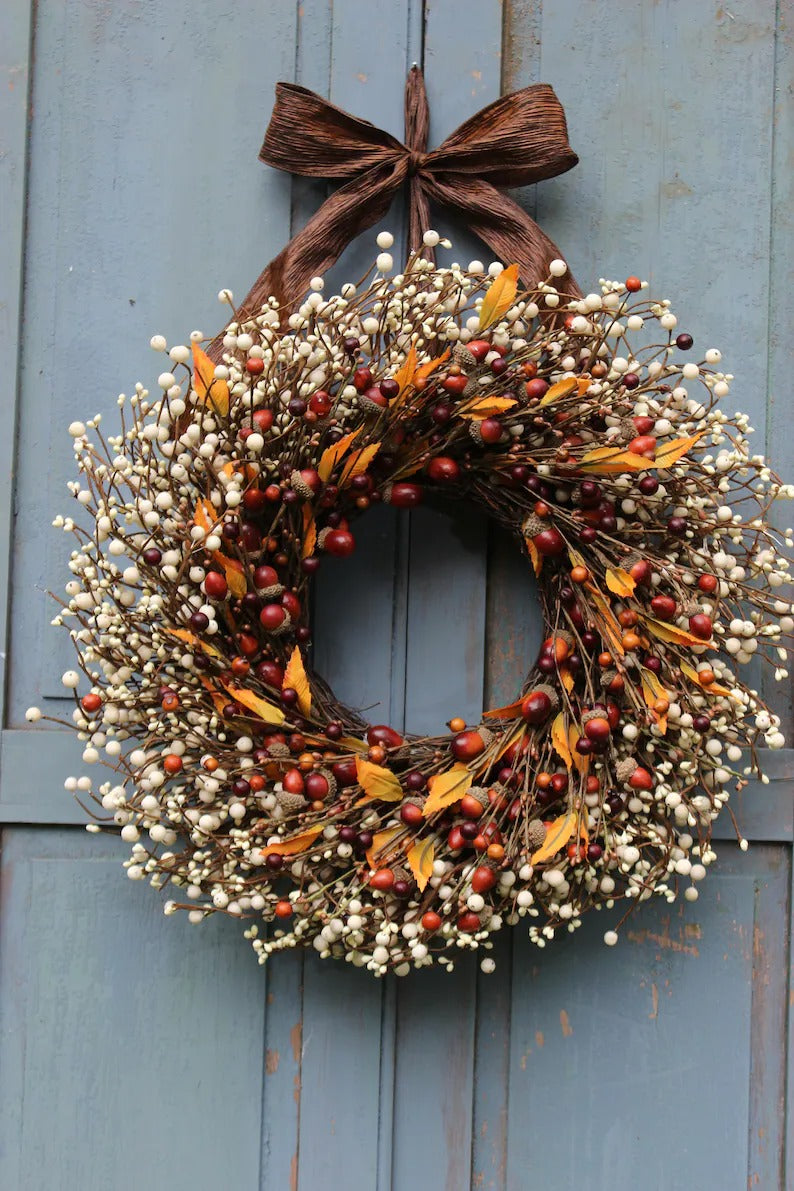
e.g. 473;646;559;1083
406;838;435;891
262;826;323;858
525;537;543;576
194;498;220;534
605;567;636;598
578;446;651;475
284;645;311;717
531;813;576;864
551;713;572;768
680;660;736;699
560;666;575;693
538;377;578;406
639;614;707;648
416;349;450;380
459;396;518;420
355;756;403;804
339;441;381;486
392;344;418;393
192;344;230;416
219;682;286;726
302;504;317;559
423;764;472;816
167;626;222;658
215;552;247;598
318;428;361;483
640;668;669;734
652;433;704;470
484;697;525;720
365;826;403;869
587;587;625;657
200;677;229;716
478;263;520;330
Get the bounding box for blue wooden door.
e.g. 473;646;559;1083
1;2;792;1188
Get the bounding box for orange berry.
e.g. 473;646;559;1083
448;716;466;733
536;771;552;790
698;669;715;686
274;900;293;919
368;745;387;764
598;652;613;668
163;753;183;775
202;756;218;772
625;275;642;292
618;609;638;628
570;565;589;583
161;692;179;712
487;843;505;862
653;697;670;715
621;631;641;650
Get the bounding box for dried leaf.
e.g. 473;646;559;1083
406;838;435;891
166;626;221;658
301;504;317;559
416;349;450;380
495;723;527;764
219;682;286;726
551;712;573;768
578;447;651;475
587;586;625;656
459;396;518;420
538;376;578;406
284;645;311;716
478;263;520;330
392;344;418;393
640;667;669;734
423;764;472;817
569;723;589;774
355;756;403;804
680;659;735;699
652;433;704;470
365;826;403;869
194;498;220;534
318;428;361;483
192;344;230;416
215;552;247;598
262;826;323;858
339;441;381;486
560;666;575;693
200;677;230;716
639;614;707;648
605;567;636;598
484;697;525;720
525;536;543;576
530;813;576;864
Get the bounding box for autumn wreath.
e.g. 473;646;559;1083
35;73;793;975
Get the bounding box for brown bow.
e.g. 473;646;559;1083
231;66;581;328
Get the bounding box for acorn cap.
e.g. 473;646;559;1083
466;785;490;808
317;527;332;549
277;790;308;814
267;742;291;758
358;393;386;415
468;421;484;444
582;708;609;726
532;682;560;711
290;470;316;501
452;343;477;370
259;583;285;600
269;610;292;636
615;757;638;783
477;727;494;750
316;767;338;799
527;819;547;850
521;512;545;538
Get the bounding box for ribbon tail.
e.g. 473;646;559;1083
425;174;582;300
210;161;406;352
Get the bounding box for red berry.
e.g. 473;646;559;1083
629;766;654;791
370;868;395;891
521;690;553;724
282;768;305;794
583;715;611;744
628;435;657;457
367;724;404;750
259;604;287;630
650;595;677;621
689;613;713;640
479;417;502;444
353;366;373;392
625;276;642;292
281;591;301;620
426;456;460;482
204;571;228;599
305;772;330;801
388;483;423;509
81;692;102;713
331;758;358;787
254;565;278;589
400;801;423;827
255;660;284;688
451;730;486;762
362;385;388;408
441;374;468;396
274;900;293;918
458;911;481;933
297;468;321;494
163;753;183;775
246;357;265;375
422;910;442;931
629;559;652;585
525;377;549;401
471;866;497;894
697;574;718;594
324;529;355;557
533;527;566;556
466;340;491;362
309;390;332;416
460;794;485;820
252;409;274;432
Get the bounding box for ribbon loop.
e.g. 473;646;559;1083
226;67;581;337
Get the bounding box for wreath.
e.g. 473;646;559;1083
34;72;793;976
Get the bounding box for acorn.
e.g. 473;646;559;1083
290;468;321;499
452;343;478;370
468;421;485;444
451;727;493;761
521;683;559;724
527;820;547;850
615;757;638;784
268;741;291;759
400;798;424;827
521;512;546;539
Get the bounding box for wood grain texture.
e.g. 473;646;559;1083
1;1;791;1188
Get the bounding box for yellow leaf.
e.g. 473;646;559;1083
302;504;317;559
538;377;578;406
262;826;323;858
192;344;230;416
569;724;589;775
578;447;650;475
365;826;403;869
200;677;230;716
525;537;543;576
639;668;669;734
605;567;636;598
587;586;625;656
392;344;418;393
284;645;311;717
219;682;286;726
652;433;704;470
478;263;520;330
355;756;403;803
560;666;575;693
459;396;518;420
339;441;381;486
531;813;576;864
680;660;736;699
406;839;435;891
166;626;222;658
639;614;707;648
551;712;573;768
339;735;369;754
423;764;472;817
317;428;361;483
215;552;247;598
